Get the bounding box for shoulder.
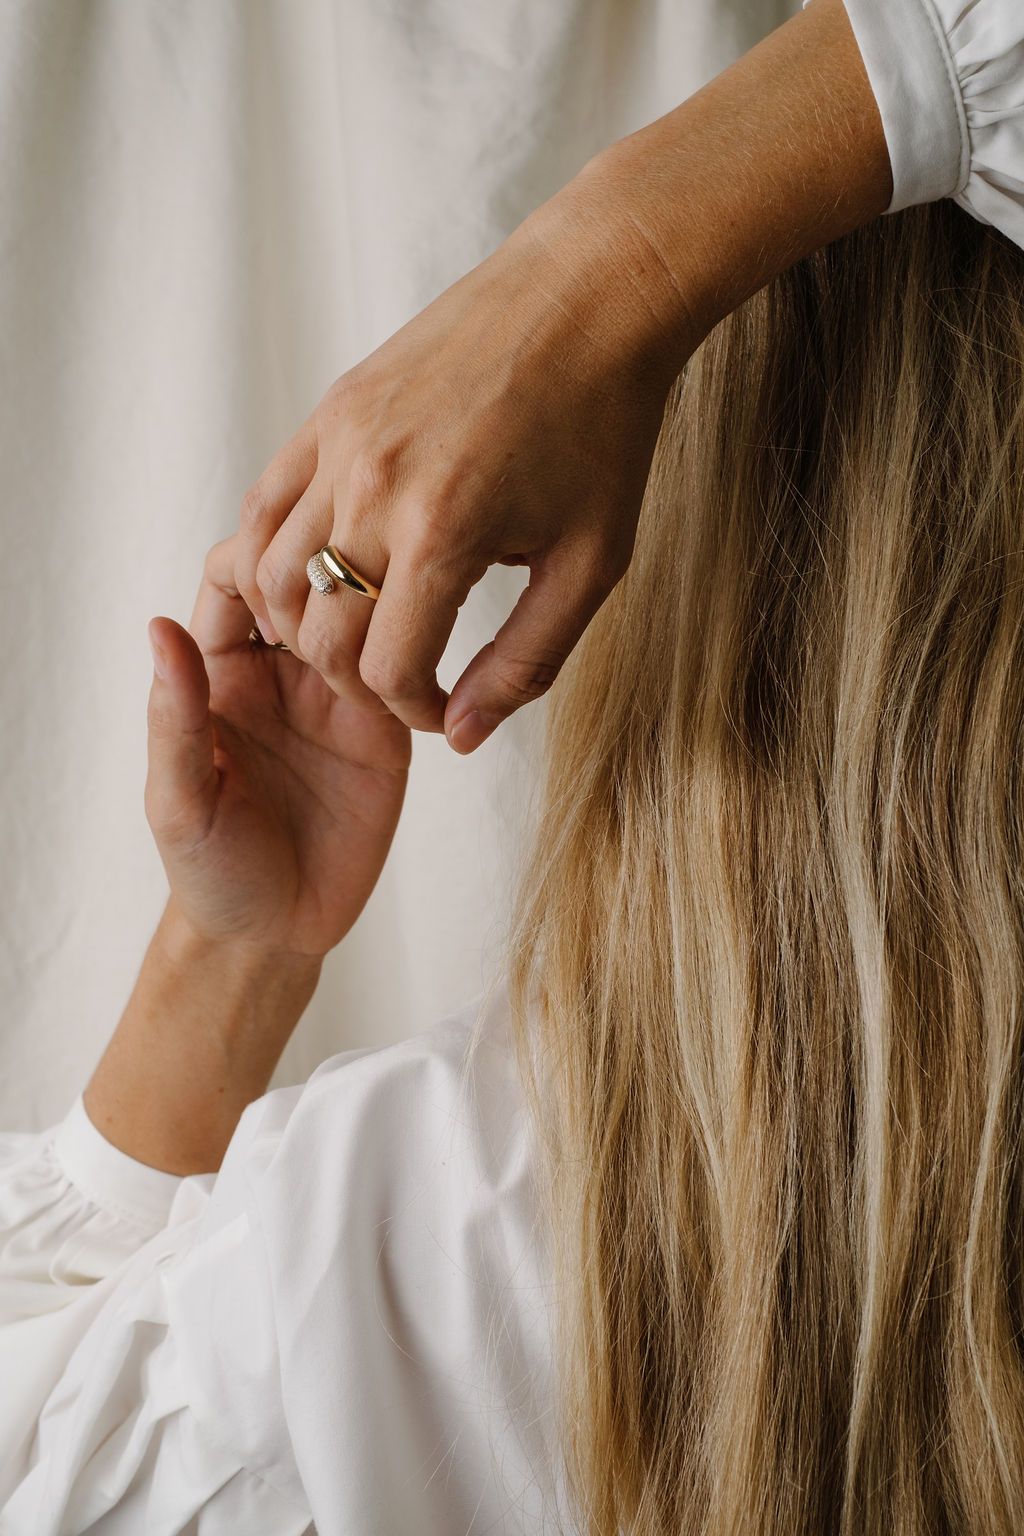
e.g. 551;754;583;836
200;973;542;1327
233;973;530;1213
243;975;540;1296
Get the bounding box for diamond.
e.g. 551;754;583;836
306;552;335;595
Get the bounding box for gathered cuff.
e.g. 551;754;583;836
52;1096;184;1234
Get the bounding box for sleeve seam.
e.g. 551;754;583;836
909;0;971;196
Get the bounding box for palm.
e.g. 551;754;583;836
184;643;410;957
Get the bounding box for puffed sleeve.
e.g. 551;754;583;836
805;0;1024;245
0;1094;314;1533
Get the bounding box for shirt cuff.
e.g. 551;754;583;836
53;1095;184;1233
805;0;969;213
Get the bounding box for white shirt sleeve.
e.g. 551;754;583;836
0;989;559;1535
0;1095;313;1534
805;0;1024;247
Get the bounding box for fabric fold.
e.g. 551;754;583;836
944;0;1024;244
0;1098;311;1531
802;0;966;209
1;1234;312;1534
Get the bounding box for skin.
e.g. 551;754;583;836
86;0;892;1174
83;537;410;1172
234;0;891;756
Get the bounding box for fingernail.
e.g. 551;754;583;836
148;629;167;679
255;614;281;645
448;708;501;754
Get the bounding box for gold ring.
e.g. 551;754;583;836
248;623;290;651
319;545;381;600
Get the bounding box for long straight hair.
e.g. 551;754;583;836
505;201;1024;1534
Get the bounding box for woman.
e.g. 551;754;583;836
3;3;1024;1535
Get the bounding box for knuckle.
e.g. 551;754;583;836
255;546;296;607
348;442;400;513
320;369;360;421
239;482;272;537
358;650;423;701
492;649;564;707
295;617;342;674
230;544;258;601
146;697;178;737
202;542;228;588
398;499;471;578
233;566;258;610
406;493;454;546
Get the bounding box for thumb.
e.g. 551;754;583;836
145;617;218;842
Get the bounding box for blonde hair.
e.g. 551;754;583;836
506;201;1024;1534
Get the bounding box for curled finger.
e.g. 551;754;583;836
255;476;336;654
234;418;318;637
357;538;485;732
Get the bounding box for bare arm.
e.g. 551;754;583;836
83;537;409;1175
549;0;892;372
84;0;888;1180
232;0;891;755
83;903;321;1175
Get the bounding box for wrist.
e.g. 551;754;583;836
155;900;324;996
83;903;322;1174
517;157;705;389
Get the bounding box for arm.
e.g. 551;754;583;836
538;0;893;375
0;536;398;1517
82;904;320;1175
232;0;892;754
82;535;409;1175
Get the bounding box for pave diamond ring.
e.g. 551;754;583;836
307;545;381;601
306;550;335;595
249;544;382;654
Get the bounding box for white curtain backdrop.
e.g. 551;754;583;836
0;0;793;1130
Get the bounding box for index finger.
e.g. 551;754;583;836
188;536;260;655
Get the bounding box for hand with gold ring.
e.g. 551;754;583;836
231;0;890;753
230;181;689;756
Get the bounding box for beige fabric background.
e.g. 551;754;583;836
0;0;792;1130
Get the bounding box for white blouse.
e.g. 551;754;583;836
0;982;569;1534
2;2;1024;1529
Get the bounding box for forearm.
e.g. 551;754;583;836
83;901;321;1175
525;0;891;375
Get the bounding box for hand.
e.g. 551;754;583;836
144;535;411;962
233;175;689;755
232;0;889;757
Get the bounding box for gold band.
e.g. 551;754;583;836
248;623;290;651
319;545;381;601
